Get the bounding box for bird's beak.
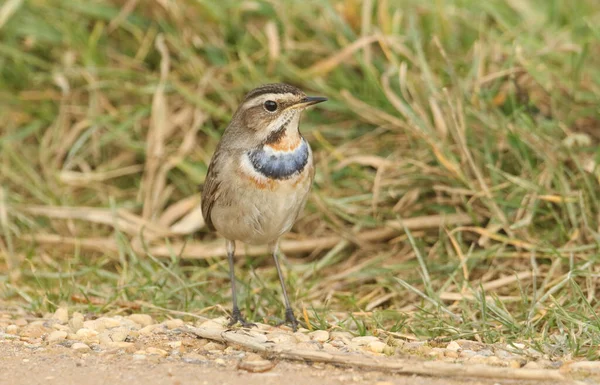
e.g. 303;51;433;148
289;96;328;110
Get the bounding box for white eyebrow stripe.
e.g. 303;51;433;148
241;93;296;110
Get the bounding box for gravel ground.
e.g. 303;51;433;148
1;308;599;385
0;342;548;385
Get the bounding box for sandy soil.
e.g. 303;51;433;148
1;342;544;385
2;308;589;385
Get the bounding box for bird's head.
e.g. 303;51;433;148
224;83;327;149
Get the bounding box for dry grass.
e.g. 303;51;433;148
1;0;600;359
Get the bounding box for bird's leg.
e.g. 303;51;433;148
226;240;255;328
271;241;301;331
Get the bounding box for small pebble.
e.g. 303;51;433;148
146;347;168;357
224;346;242;355
446;341;461;352
243;352;263;361
495;349;515;359
132;354;146;361
138;324;159;335
454;339;484;351
416;345;432;355
53;308;69;324
0;332;19;340
109;341;135;350
98;332;112;345
20;324;52;339
97;317;121;329
47;330;68;342
238;358;276;372
69;313;84;332
383;346;395;355
214;358;226;366
351;336;379;346
109;328;129;343
66;333;78;340
330;331;353;340
14;319;28;327
523;361;541;369
368;341;386;354
485;356;503;366
6;325;18;334
293;332;310;342
52;324;70;332
83;320;103;332
459;349;477;358
182;353;208;364
163;319;184;330
510;360;523;368
76;328;99;343
128;314;154;327
203;342;225;352
468;355;489;364
322;343;339;352
72;342;91;352
403;341;427;350
309;330;329;342
429;348;445;357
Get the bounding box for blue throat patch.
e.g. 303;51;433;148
248;139;309;180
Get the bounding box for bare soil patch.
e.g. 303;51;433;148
1;342;548;385
1;308;597;385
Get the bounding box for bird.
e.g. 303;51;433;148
201;83;327;331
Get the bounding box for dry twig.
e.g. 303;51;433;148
187;326;579;383
23;213;474;259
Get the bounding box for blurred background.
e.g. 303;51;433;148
1;0;599;355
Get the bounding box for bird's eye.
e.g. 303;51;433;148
264;100;278;112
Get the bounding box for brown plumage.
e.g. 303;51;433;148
201;83;327;330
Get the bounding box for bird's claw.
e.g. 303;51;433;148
228;307;256;328
275;308;302;332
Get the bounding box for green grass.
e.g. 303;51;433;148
1;0;600;359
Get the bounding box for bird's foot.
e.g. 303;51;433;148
276;308;301;332
228;307;256;328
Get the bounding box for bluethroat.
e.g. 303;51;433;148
201;83;327;330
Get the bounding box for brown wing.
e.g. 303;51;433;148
201;150;222;232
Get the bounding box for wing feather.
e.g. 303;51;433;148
201;151;222;231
